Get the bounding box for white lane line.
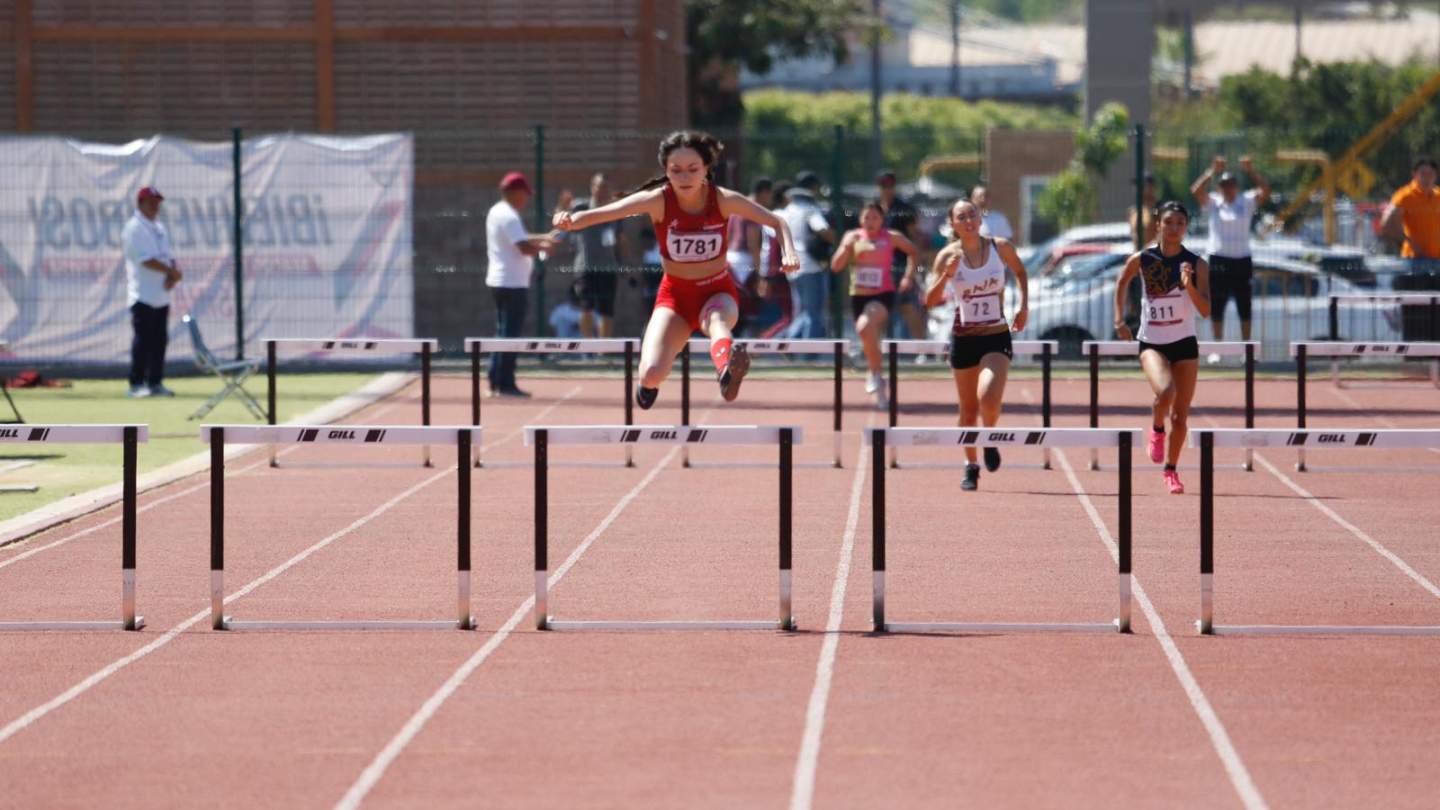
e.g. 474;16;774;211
334;401;718;810
1053;448;1269;810
0;398;410;571
788;425;870;810
0;388;581;745
1251;452;1440;600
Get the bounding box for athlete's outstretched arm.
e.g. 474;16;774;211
719;189;800;273
1113;253;1142;341
924;246;959;308
553;188;662;231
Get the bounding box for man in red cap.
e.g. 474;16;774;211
485;172;558;396
121;186;182;397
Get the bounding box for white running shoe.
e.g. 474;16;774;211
1205;352;1221;365
865;372;882;394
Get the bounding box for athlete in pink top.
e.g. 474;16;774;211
830;202;918;407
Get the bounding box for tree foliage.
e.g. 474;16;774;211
738;90;1077;191
1036;102;1130;230
686;0;871;127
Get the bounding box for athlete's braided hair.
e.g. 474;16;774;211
629;130;725;195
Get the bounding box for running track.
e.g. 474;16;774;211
1;368;1437;808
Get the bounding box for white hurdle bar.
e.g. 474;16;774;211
1328;293;1440;345
466;338;639;468
884;340;1057;470
202;425;480;631
680;338;848;469
866;427;1135;635
1291;342;1440;471
1083;340;1258;471
0;425;147;631
524;424;802;632
1193;429;1440;636
265;338;439;468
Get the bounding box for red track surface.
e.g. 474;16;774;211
1;365;1437;808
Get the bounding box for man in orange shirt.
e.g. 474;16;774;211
1382;158;1440;261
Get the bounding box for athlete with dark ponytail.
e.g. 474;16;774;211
554;131;800;407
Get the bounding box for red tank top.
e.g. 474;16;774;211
657;183;729;264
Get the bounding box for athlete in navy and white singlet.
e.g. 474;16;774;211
1114;201;1211;494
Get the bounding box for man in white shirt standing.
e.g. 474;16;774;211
972;184;1014;241
485;172;557;397
778;171;835;339
122;186;181;397
1191;155;1270;359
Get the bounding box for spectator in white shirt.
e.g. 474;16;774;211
1191;156;1271;355
485;171;557;397
778;171;835;338
121;186;181;398
972;185;1014;241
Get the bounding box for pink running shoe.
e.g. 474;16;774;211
1163;468;1184;495
1147;429;1165;464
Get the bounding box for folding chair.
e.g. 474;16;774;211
184;315;265;420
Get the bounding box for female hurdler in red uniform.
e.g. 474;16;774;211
553;131;800;407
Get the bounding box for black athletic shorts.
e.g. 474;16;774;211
850;292;895;321
1207;255;1253;322
1139;336;1199;364
949;330;1013;370
577;270;619;317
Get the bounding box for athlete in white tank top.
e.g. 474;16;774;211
950;237;1008;332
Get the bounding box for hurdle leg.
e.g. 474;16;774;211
122;426;143;630
779;428;794;630
457;431;474;629
421;344;433;468
1117;431;1132;633
534;429;549;630
1243;343;1254;472
1199;432;1214;634
681;346;691;469
832;343;843;468
1041;343;1053;471
1088;345;1100;471
872;429;886;632
210;428;228;630
267;341;278;467
471;343;483;467
1296;344;1308;472
887;342;899;468
625;340;635;468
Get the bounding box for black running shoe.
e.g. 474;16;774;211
718;343;750;402
983;446;1001;473
961;463;980;491
635;385;659;410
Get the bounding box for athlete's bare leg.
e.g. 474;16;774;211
1139;348;1176;432
1166;358;1199;466
598;314;614;339
953;366;983;467
855;301;889;376
580;308;597;339
699;292;740;342
639;307;697;389
976;352;1011;428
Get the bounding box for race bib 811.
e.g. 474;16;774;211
666;230;724;263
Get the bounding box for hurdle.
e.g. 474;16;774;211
0;425;146;631
1083;340;1257;471
203;425;479;631
679;338;847;468
867;427;1134;634
1328;293;1439;343
266;338;438;468
884;339;1057;469
466;338;639;468
1193;428;1440;636
1291;342;1440;471
525;424;802;631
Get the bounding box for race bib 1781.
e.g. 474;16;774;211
666;230;724;262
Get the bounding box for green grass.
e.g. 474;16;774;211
0;373;382;522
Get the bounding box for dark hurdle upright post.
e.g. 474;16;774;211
779;428;794;630
210;428;226;630
457;430;473;629
1296;343;1308;472
1243;342;1255;471
421;342;433;468
266;340;278;467
1088;343;1101;470
122;426;140;630
887;342;899;469
1117;430;1132;633
1041;342;1053;470
832;342;843;468
471;340;482;467
534;429;549;630
624;339;635;468
681;345;691;468
1199;432;1215;635
871;428;887;632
